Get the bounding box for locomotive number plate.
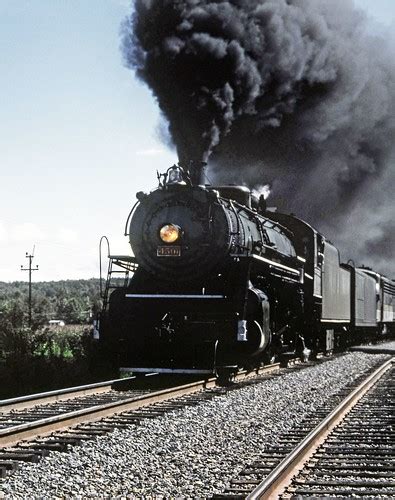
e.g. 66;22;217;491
157;246;181;257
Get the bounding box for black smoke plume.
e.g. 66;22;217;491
123;0;395;275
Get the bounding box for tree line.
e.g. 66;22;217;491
0;279;114;399
0;278;103;326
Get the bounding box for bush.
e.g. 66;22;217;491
0;281;115;399
0;311;113;399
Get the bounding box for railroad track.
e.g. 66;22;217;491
0;374;146;412
0;376;207;448
214;356;394;499
0;362;288;478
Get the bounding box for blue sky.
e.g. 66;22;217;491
0;0;394;282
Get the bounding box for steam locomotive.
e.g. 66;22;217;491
95;164;394;376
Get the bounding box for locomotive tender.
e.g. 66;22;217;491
96;164;394;375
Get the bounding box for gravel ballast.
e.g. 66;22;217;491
0;352;390;499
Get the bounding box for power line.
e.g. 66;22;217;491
21;247;39;326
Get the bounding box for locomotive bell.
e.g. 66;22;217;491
166;166;186;185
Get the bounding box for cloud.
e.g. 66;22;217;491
0;222;6;241
110;0;131;8
135;148;166;157
57;228;78;243
11;222;46;243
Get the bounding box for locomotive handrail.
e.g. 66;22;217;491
229;196;295;239
99;236;110;298
229;199;242;239
124;200;140;236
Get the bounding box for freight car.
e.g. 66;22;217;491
95;164;394;376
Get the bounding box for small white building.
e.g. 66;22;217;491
48;319;65;327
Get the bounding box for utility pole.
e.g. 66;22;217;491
21;247;39;327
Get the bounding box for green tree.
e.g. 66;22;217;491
0;301;34;395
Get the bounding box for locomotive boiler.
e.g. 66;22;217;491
95;164;394;376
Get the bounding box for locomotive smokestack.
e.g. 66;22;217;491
182;160;207;186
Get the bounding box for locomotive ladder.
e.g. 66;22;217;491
102;255;138;311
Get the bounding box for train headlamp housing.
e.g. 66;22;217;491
159;224;180;244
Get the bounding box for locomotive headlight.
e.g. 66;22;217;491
159;224;180;243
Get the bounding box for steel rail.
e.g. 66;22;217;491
0;379;213;448
0;361;281;413
0;363;281;448
0;375;143;412
246;356;394;500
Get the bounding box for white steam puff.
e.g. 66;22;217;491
123;0;394;275
252;184;271;201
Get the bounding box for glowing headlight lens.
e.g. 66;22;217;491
159;224;180;243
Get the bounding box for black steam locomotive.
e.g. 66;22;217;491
95;164;394;376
